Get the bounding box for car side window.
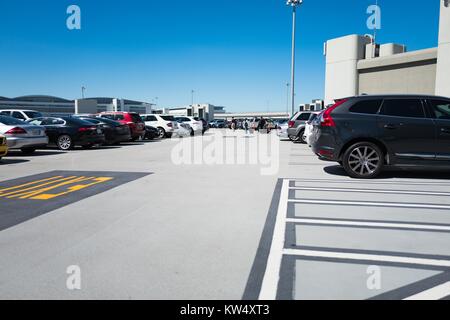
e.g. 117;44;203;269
145;116;157;121
349;100;383;114
12;111;26;120
114;115;125;121
298;113;311;121
28;119;44;125
429;100;450;120
380;99;425;118
0;111;11;116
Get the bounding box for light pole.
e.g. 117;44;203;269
287;0;303;116
81;86;86;99
191;90;195;116
286;82;290;115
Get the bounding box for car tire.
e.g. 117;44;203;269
21;147;36;155
57;135;73;150
157;127;166;139
299;131;307;144
289;135;301;142
342;142;384;179
190;129;195;137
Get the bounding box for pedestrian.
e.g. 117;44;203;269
244;118;249;134
231;117;237;131
259;117;266;133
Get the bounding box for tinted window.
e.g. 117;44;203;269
0;111;11;116
27;119;45;126
63;117;94;126
12;111;26;120
143;115;157;121
130;113;143;123
114;115;125;121
24;111;43;119
161;116;175;121
429;100;450;120
0;115;24;125
298;113;311;121
349;100;382;114
380;99;425;118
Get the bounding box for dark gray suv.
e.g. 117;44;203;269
310;95;450;179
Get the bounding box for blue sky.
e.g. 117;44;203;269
0;0;441;112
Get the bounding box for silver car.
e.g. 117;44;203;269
0;115;48;154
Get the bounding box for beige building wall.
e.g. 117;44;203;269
358;48;438;95
436;0;450;98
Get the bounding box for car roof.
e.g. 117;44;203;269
347;94;450;100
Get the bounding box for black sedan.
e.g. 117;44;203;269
27;117;105;150
75;116;131;145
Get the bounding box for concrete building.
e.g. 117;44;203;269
324;0;450;105
299;99;325;112
215;112;290;121
156;104;223;122
0;95;153;116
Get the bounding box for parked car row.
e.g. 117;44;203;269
0;109;212;158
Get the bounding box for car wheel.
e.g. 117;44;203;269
21;147;36;155
343;142;384;179
157;127;166;139
299;131;307;144
57;135;73;150
190;129;195;137
289;135;301;142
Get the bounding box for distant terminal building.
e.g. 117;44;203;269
155;104;225;122
215;111;290;121
0;95;153;116
324;0;450;105
299;99;325;111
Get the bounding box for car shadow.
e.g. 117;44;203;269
6;150;67;157
324;165;450;180
0;159;30;165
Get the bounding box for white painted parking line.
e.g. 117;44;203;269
285;218;450;232
404;282;450;300
288;199;450;210
289;186;450;197
258;179;289;301
283;248;450;268
290;178;450;187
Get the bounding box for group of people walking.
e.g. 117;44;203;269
230;117;267;134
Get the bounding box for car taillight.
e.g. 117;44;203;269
78;126;96;132
321;99;348;127
5;127;27;134
288;121;295;128
167;122;173;128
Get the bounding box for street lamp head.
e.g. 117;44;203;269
287;0;303;6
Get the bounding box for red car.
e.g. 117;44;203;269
98;112;145;141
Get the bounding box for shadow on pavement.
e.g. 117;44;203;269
324;165;450;180
0;159;30;165
6;150;66;157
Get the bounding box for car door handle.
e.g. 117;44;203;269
384;124;402;130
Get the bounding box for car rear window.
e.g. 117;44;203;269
24;111;43;119
380;99;425;118
349;100;383;114
0;115;24;125
130;113;143;123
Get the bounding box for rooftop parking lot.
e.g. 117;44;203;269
1;129;450;300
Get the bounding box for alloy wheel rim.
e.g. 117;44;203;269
59;136;71;150
348;146;380;176
158;129;165;138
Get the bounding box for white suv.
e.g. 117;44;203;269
141;114;177;139
0;110;43;121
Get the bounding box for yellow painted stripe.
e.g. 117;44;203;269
0;176;64;194
13;177;96;199
31;177;114;200
0;176;78;198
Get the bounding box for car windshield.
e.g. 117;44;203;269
0;115;26;125
24;111;43;119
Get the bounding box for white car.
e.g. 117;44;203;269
0;115;48;154
0;109;43;121
175;116;204;136
174;122;191;137
276;120;289;139
141;114;177;139
303;112;322;146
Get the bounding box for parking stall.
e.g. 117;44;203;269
245;173;450;300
